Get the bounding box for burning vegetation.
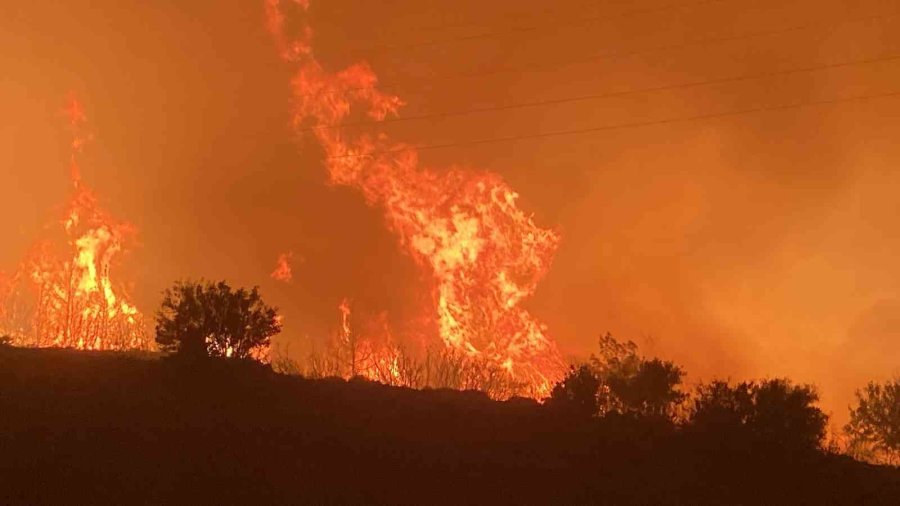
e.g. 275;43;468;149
0;99;150;351
1;4;898;502
289;299;537;399
265;0;566;396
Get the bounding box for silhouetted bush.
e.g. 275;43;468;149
846;378;900;465
689;378;828;453
553;333;687;419
607;358;686;419
689;380;753;432
155;280;281;361
545;365;601;418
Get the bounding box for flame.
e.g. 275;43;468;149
339;298;352;339
314;300;414;387
266;1;565;395
271;251;294;283
0;98;150;351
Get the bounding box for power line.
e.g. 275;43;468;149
311;53;900;131
323;89;900;160
370;11;896;90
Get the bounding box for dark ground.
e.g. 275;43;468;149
1;346;898;505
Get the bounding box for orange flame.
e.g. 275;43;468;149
266;1;565;395
318;299;409;386
271;252;295;283
339;298;352;339
0;98;150;351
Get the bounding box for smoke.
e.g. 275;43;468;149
1;0;898;415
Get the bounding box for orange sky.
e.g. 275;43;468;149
1;0;899;420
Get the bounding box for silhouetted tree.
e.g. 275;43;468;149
607;358;687;418
155;280;281;360
589;334;686;418
690;379;827;452
590;333;640;379
751;379;827;450
546;365;601;418
690;380;754;431
845;379;900;465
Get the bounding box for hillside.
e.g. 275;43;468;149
1;346;898;505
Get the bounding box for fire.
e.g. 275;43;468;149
271;251;294;283
339;298;352;338
306;300;412;388
0;98;150;351
266;1;566;396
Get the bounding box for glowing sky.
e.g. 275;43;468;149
2;0;899;420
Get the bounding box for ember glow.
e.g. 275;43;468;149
0;99;149;351
271;252;294;283
266;0;566;394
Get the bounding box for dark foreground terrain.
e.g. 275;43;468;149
1;346;898;505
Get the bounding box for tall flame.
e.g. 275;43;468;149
266;1;565;394
0;98;150;351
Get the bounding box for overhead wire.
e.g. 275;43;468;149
300;1;900;160
369;10;897;90
324;89;900;160
312;53;900;131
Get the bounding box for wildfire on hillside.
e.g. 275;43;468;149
297;299;541;399
0;98;150;351
265;0;566;396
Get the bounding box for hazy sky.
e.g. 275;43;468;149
2;0;899;420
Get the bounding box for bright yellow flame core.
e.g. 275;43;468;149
266;0;566;395
0;99;149;351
